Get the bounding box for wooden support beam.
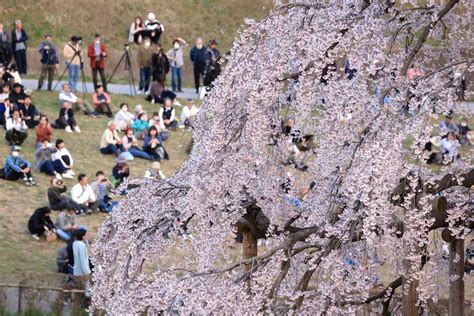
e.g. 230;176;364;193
448;239;464;316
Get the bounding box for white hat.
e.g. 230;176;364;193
147;12;156;20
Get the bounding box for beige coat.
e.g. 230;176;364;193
63;42;82;65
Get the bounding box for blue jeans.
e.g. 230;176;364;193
129;147;153;160
100;144;124;156
56;224;87;241
139;67;151;92
171;66;182;91
67;63;80;91
40;160;66;176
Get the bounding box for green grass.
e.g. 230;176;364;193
0;90;193;282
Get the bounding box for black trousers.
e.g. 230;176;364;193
92;67;107;91
14;49;27;74
193;63;205;92
5;129;28;145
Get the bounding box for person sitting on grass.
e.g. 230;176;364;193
35;140;63;178
71;174;98;214
92;84;112;117
52;139;75;178
28;206;55;240
122;127;153;160
179;99;200;128
2;145;36;186
5;109;28;145
143;126;169;161
35;114;53;145
19;95;39;128
131;112;149;139
56;208;86;241
100;121;124;156
59;83;95;115
91;171;115;213
111;155;130;187
9;83;26;106
159;98;178;129
52;101;81;133
144;161;166;180
47;177;87;214
114;102;135;132
440;132;460;164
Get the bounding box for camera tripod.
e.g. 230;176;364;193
54;46;88;94
108;45;137;96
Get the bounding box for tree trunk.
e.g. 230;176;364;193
448;239;464;316
242;231;258;271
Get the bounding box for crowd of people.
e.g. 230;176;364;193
0;12;209;295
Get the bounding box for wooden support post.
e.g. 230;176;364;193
448;239;464;316
242;231;258;271
401;273;418;316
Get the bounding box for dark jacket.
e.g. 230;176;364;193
47;186;67;206
19;103;39;128
9;90;26;105
190;46;206;66
204;48;221;85
152;52;169;82
28;207;54;235
11;29;28;51
39;42;59;65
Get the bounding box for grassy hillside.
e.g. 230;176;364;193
0;91;193;283
0;0;273;50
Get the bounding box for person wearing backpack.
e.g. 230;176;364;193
38;35;59;91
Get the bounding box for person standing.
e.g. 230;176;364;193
38;35;59;91
151;44;169;88
0;23;12;66
137;38;154;94
72;228;92;297
11;20;28;75
190;37;206;94
166;37;187;93
87;33;107;91
204;39;221;86
63;36;82;92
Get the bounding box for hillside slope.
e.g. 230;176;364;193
0;0;273;49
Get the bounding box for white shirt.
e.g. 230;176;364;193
71;183;96;204
181;105;199;121
59;91;78;106
51;147;74;168
6;117;28;131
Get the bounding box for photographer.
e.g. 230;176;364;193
87;33;107;91
38;35;59;91
63;36;83;92
91;171;115;212
5;109;28;146
47;177;88;214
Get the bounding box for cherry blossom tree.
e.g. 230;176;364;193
91;0;473;314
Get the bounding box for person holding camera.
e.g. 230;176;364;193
87;33;107;91
38;35;59;91
47;177;88;214
5;109;28;146
63;36;83;92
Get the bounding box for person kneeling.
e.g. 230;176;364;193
28;206;56;240
2;145;36;186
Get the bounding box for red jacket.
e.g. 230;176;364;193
87;42;107;69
